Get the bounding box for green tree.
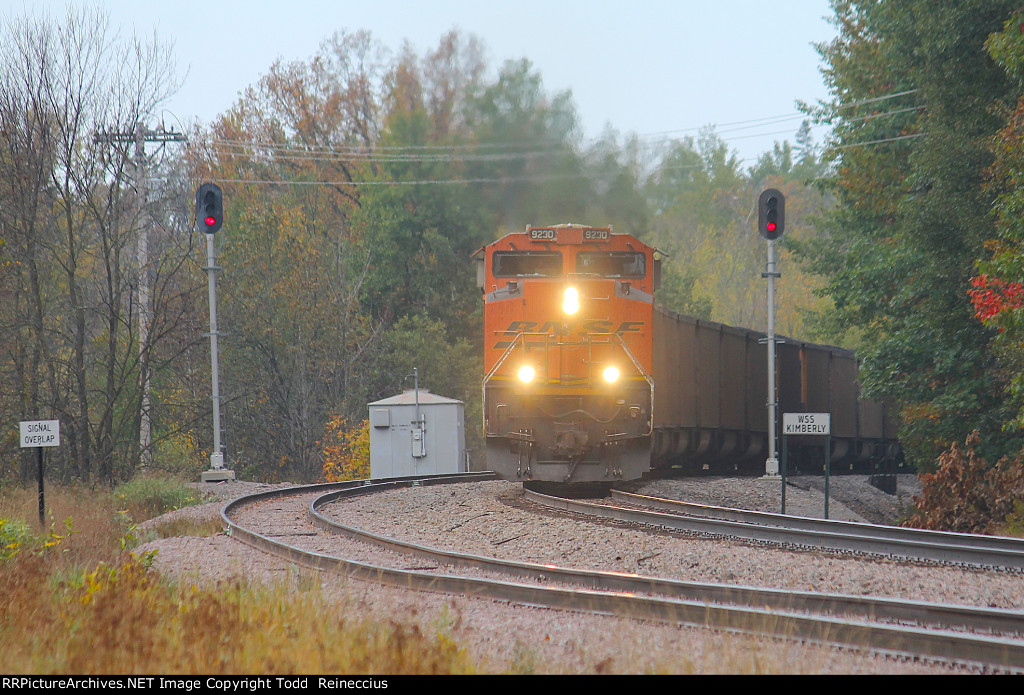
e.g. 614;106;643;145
462;58;588;230
802;0;1021;469
643;129;830;336
973;11;1024;431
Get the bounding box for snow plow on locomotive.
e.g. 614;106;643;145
476;224;899;485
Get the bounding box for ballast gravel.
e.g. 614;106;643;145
136;475;1010;675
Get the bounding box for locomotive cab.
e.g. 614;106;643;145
479;224;658;484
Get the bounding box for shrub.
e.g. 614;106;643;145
903;431;1024;534
0;518;42;560
113;474;206;522
320;416;370;482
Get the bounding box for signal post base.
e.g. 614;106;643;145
200;469;236;482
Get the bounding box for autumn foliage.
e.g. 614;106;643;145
320;416;371;482
903;431;1024;534
967;274;1024;323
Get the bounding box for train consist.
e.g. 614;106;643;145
475;223;899;485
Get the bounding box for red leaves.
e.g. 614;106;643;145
968;274;1024;323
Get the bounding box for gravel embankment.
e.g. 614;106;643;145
135;475;995;675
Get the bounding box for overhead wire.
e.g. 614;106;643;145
835;132;926;149
200;88;925;186
839;89;919;110
205;121;822;171
202;87;919;157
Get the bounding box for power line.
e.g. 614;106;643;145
835;132;926;149
204;120;825;168
194;90;920;170
208;172;585;186
847;105;923;123
839;89;919;110
208;143;563;164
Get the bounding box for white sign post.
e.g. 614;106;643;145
20;419;60;526
781;413;832;518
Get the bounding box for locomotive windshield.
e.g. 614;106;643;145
493;251;563;277
576;252;646;278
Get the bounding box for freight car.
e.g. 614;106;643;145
474;224;899;485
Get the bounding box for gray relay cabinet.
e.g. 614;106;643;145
368;389;466;478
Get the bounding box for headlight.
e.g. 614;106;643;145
602;366;620;383
517;365;536;383
562;286;580;315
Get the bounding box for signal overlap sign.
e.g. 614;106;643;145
20;419;59;525
783;413;830;435
19;420;60;448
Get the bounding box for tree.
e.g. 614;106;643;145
801;0;1021;469
0;7;184;482
192;32;386;478
643;129;831;336
462;58;588;230
191;30;496;479
972;11;1024;432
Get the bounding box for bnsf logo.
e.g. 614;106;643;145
492;320;644;349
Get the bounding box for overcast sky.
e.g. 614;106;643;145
4;0;839;164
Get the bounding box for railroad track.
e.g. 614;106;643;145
222;473;1024;673
523;488;1024;570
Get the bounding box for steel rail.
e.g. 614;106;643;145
309;481;1024;638
220;476;1024;673
612;489;1024;554
525;488;1024;570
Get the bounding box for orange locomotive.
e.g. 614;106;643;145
475;224;658;484
476;224;901;486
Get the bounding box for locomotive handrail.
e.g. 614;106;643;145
614;333;655;436
482;330;526;385
483;330;651;388
482;331;526;436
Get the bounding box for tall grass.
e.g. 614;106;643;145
0;555;474;674
0;477;477;674
0;483;124;570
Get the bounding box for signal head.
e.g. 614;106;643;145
758;188;785;240
196;183;224;233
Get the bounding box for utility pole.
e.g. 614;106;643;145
94;124;187;469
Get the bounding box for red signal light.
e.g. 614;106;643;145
758;189;785;239
196;183;224;233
